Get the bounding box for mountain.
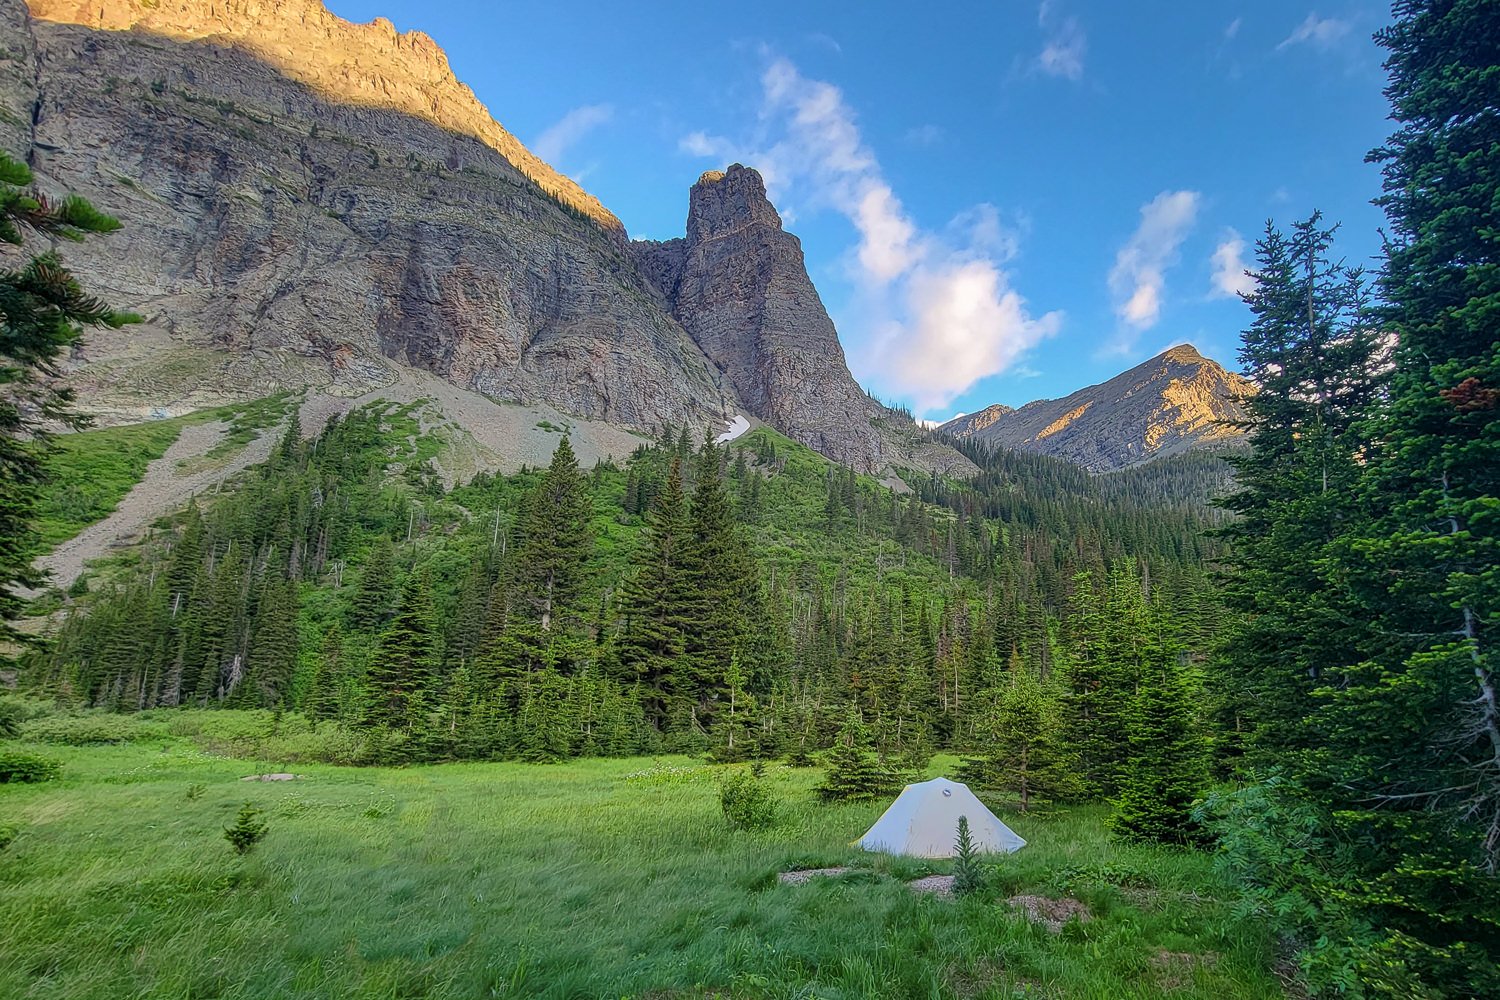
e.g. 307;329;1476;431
2;0;966;477
937;404;1015;439
631;165;949;473
940;345;1254;472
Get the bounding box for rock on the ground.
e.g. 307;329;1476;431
906;874;956;897
776;867;850;885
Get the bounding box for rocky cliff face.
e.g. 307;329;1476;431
631;165;955;474
4;0;730;429
23;0;619;232
1;0;967;477
940;345;1253;471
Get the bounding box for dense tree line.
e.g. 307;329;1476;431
27;391;1220;793
1207;1;1500;994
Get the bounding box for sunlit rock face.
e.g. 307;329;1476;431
940;345;1255;472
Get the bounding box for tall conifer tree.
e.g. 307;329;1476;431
681;443;755;722
1216;215;1377;760
365;574;440;731
614;457;693;729
1;155;135;655
517;435;592;633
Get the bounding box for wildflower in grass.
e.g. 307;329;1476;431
952;816;986;898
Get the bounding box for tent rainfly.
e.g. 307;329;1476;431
857;776;1026;858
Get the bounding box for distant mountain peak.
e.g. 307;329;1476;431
687;163;784;240
936;403;1016;439
1161;343;1206;364
940;346;1253;471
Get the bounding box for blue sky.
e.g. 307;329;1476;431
327;0;1395;420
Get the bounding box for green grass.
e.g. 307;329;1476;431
31;420;189;549
33;395;299;552
196;393;298;464
0;727;1284;999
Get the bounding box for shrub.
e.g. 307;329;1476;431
19;713;168;745
720;768;777;831
224;803;268;855
0;824;18;851
0;749;61;784
952;816;986;898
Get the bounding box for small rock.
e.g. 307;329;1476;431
907;874;956;897
777;867;849;885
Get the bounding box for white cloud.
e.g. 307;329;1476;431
918;414;959;430
678;130;720;157
678;57;1060;414
1036;2;1087;80
805;32;843;54
1277;13;1351;51
948;203;1023;265
1210;229;1257;298
531;104;613;164
1107;190;1201;342
1225;17;1243;39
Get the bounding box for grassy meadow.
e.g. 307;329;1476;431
0;714;1286;1000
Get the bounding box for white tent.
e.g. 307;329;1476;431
857;776;1026;858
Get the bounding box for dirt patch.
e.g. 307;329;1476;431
907;874;956;897
1005;895;1092;932
776;867;850;885
945;958;1004;999
241;773;299;782
948;964;1052;1000
1151;949;1220;990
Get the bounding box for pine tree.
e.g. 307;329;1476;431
681;443;755;724
1215;214;1377;761
305;623;345;721
713;650;758;762
816;713;894;802
1110;645;1206;845
1;154;136;656
960;668;1080;812
1064;562;1150;797
364;573;440;732
349;537;395;632
516;435;592;633
518;666;573;762
951;816;986;898
614;457;693;729
243;575;299;708
1270;2;1500;991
